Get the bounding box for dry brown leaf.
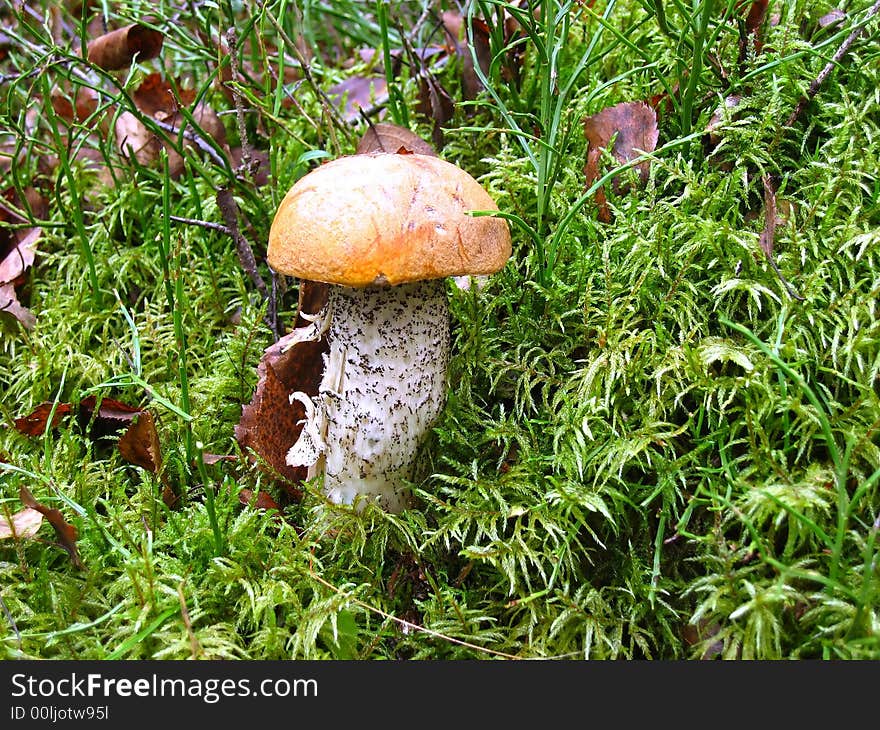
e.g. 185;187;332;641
238;488;281;513
13;402;73;436
0;507;43;540
356;123;437;156
235;281;329;499
743;0;769;35
0;190;44;329
327;76;388;123
19;485;83;569
819;9;847;29
116;74;227;177
118;411;162;474
416;74;455;148
0;284;36;328
583;101;658;223
86;23;164;71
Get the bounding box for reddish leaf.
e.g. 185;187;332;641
583;101;658;222
743;0;769;34
118;411;162;474
0;506;43;540
356;123;437;157
19;485;83;569
13;402;73;436
86;23;164;71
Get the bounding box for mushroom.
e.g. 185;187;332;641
267;152;511;512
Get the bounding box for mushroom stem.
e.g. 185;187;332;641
290;279;450;512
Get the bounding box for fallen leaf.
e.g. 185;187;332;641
819;9;847;29
743;0;769;35
356;123;437;156
118;411;162;473
238;488;281;513
583;101;658;222
706;94;743;148
13;402;73;436
0;188;45;328
235;281;329;499
116;74;227;177
683;619;724;659
416;73;455;148
19;485;83;569
0;507;43;540
86;23;164;71
327;76;388;123
78;394;147;440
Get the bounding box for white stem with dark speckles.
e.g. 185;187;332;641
287;280;450;512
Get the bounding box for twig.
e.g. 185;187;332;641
168;215;232;235
785;0;880;128
177;581;201;659
225;27;256;178
0;590;22;651
308;569;522;660
216;189;268;299
150;117;228;168
216;189;281;338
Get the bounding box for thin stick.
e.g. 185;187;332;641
216;189;268;300
785;0;880;128
0;590;22;650
168;215;232;235
308;570;522;660
225;27;255;177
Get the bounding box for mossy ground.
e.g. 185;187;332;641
1;1;879;659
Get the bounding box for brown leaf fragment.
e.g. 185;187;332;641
118;411;162;474
583;101;658;222
0;226;39;285
759;174;777;259
327;76;388;123
743;0;769;35
456;16;492;99
202;453;236;466
14;402;73;436
86;23;164;71
683;619;724;659
356;123;437;157
0;283;36;329
19;485;83;569
238;488;281;513
416;74;455;149
819;10;847;29
116;74;226;178
0;507;43;540
706;95;743;148
759;175;804;301
77;395;145;440
235;325;327;499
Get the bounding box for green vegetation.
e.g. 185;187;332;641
1;0;879;660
